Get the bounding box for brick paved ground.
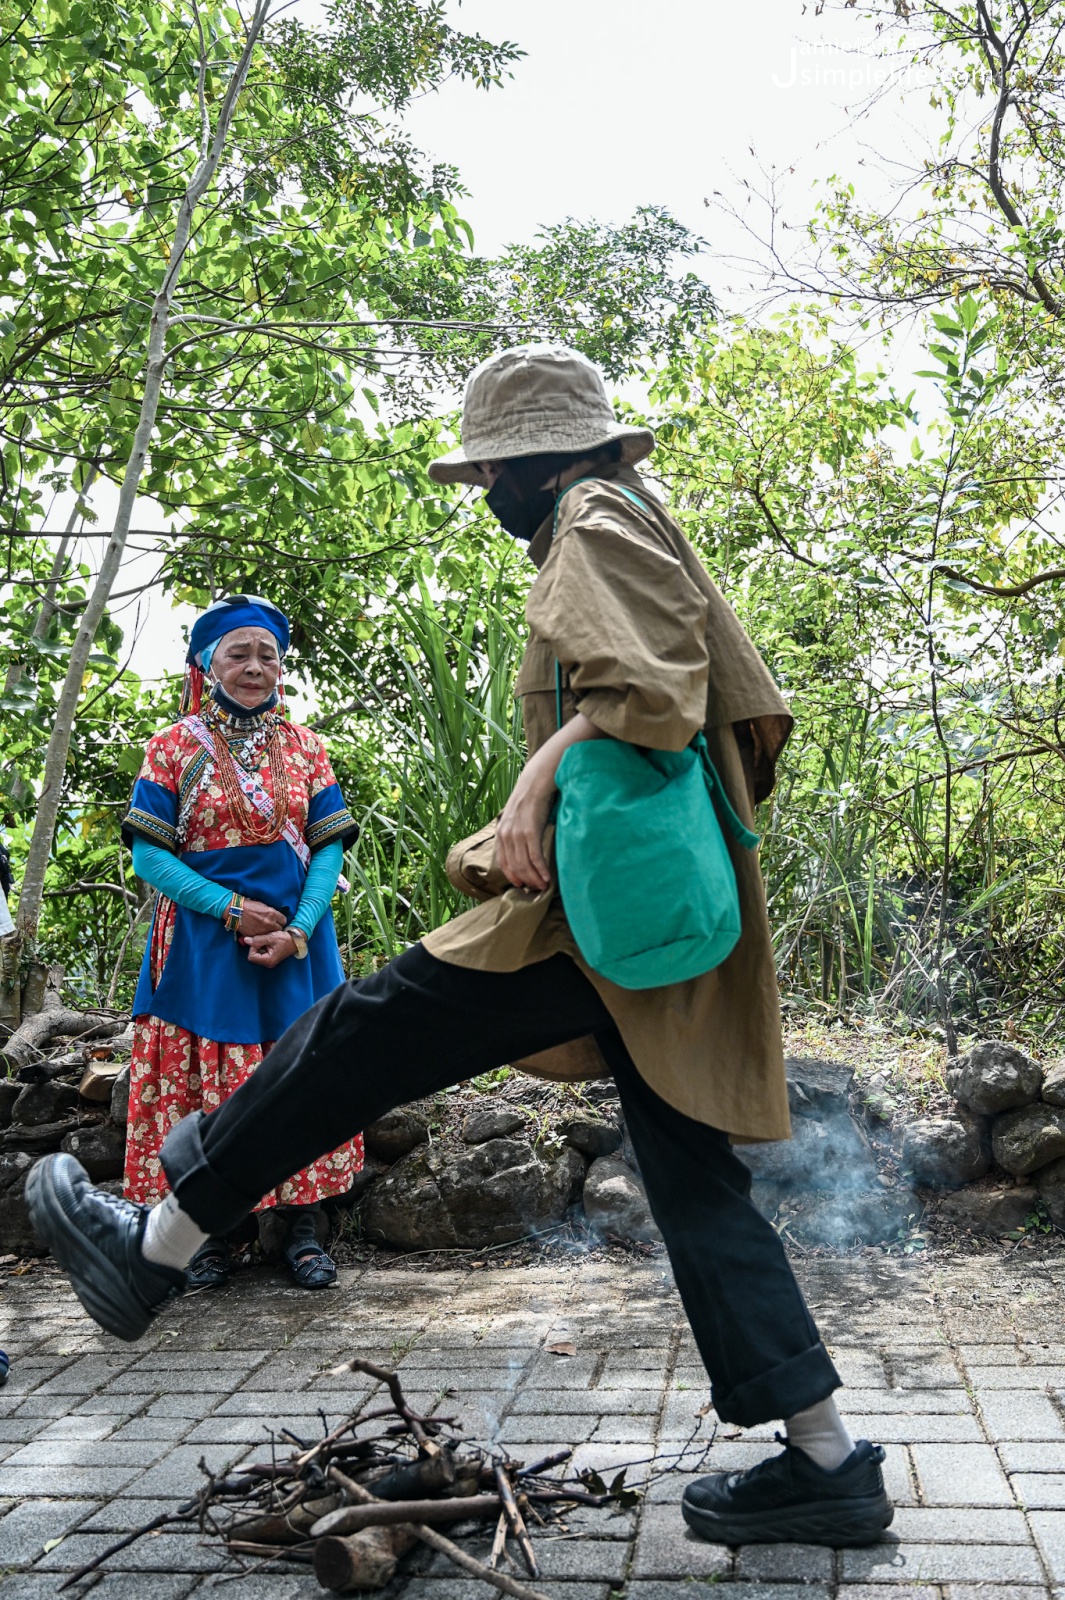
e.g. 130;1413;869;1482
3;1252;1065;1597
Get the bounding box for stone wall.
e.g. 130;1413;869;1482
3;1032;1059;1259
900;1042;1065;1236
0;1046;130;1256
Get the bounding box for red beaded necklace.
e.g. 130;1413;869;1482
206;706;289;844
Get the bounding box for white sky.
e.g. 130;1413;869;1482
48;0;934;704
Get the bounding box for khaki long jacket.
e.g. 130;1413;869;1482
422;464;794;1141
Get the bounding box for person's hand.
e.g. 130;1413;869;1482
495;762;556;892
239;899;286;937
243;929;297;968
496;712;609;892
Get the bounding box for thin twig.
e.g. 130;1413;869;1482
495;1463;539;1578
489;1508;509;1570
58;1508;195;1589
328;1356;434;1447
516;1450;572;1478
410;1521;554;1600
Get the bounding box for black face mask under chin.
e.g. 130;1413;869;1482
485;478;556;542
210;681;279;717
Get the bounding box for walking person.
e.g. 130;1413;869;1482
29;346;892;1548
119;594;363;1288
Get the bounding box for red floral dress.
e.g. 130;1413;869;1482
123;710;364;1210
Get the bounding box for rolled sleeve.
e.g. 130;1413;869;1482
526;500;709;751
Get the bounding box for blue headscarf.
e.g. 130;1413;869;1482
186;595;291;668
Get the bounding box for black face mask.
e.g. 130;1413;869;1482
485;477;556;542
210;682;279;718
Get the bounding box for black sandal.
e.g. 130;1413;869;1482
186;1239;230;1290
282;1236;337;1290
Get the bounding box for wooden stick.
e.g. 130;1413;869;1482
328;1357;435;1449
225;1539;312;1562
411;1521;554;1600
495;1463;539;1578
489;1508;509;1570
517;1450;572;1478
326;1463;551;1599
525;1488;611;1507
327;1463;376;1504
310;1492;500;1538
291;1416;361;1471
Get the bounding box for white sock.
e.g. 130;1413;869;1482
784;1396;856;1471
142;1192;209;1272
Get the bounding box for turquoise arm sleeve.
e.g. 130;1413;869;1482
131;836;232;921
292;839;342;935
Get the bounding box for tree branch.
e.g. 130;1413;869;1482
934;563;1065;597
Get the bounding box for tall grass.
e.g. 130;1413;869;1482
341;575;525;967
760;701;1065;1033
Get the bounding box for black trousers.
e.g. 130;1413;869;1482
160;945;839;1426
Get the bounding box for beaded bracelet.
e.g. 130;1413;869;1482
223;893;245;935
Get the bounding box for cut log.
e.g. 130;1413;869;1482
78;1060;125;1103
313;1524;417;1592
228;1493;338;1543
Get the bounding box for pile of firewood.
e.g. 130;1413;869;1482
61;1358;654;1599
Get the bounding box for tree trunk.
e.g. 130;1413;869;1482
2;464;97;809
0;935;20;1033
19;961;55;1017
16;467;97;678
13;0;273;952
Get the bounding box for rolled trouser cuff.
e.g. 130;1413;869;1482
160;1112;259;1234
713;1340;841;1428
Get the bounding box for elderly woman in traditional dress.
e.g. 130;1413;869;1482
119;594;362;1289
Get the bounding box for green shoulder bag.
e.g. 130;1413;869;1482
550;479;759;991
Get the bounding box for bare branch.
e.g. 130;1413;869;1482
934;563;1065;597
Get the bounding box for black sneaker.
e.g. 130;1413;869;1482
26;1153;186;1342
682;1438;894;1547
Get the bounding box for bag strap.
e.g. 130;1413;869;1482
695;734;760;850
551;475;649;537
553;478;650;732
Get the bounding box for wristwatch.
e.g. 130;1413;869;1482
288;925;308;959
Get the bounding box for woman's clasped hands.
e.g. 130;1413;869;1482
244;929;299;968
237;899;296;968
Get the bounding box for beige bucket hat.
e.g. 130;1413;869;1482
428;343;655;487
